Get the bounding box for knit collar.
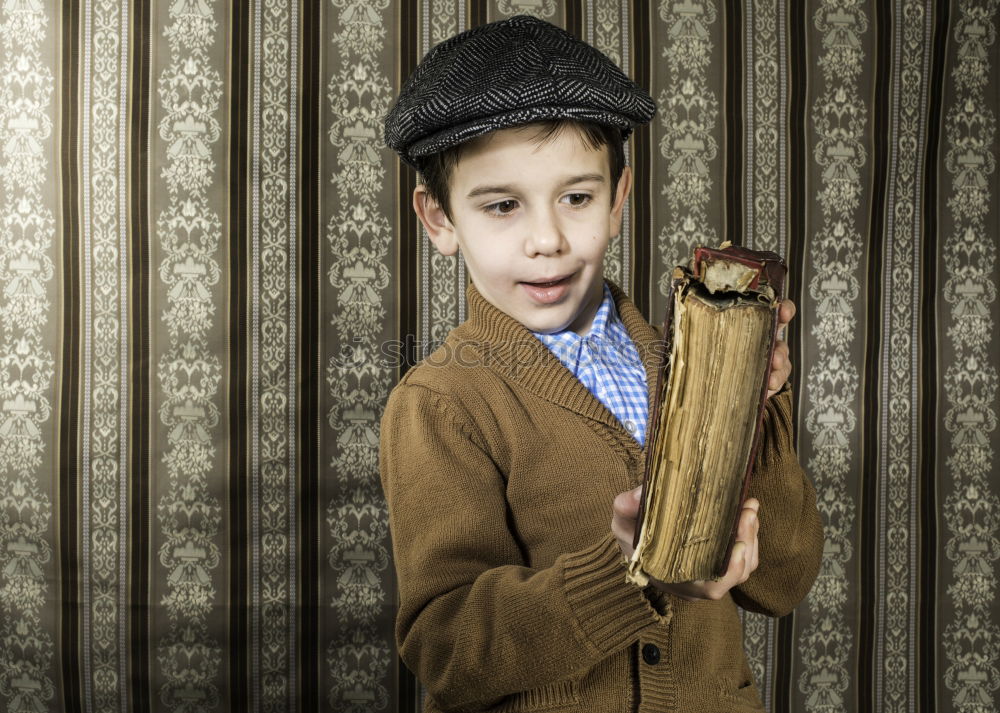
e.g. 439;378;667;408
457;280;663;454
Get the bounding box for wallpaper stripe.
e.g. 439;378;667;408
80;0;95;703
80;0;132;710
470;0;486;29
776;0;787;260
227;0;251;709
630;0;651;318
0;3;60;711
620;0;632;293
941;3;999;712
421;0;467;350
863;0;892;707
799;1;871;711
774;610;795;713
249;0;300;708
724;0;743;248
744;0;755;249
128;3;151;710
396;5;424;708
874;1;932;710
567;0;582;39
115;1;132;703
59;1;84;711
742;0;780;702
591;0;632;290
151;0;229;707
651;0;723;320
918;6;949;712
322;0;397;706
396;0;419;383
785;0;808;444
297;0;322;709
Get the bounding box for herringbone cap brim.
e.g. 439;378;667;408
384;15;656;169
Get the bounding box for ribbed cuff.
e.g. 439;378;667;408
764;386;794;445
562;535;664;655
756;387;796;474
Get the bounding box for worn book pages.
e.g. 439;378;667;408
628;244;786;585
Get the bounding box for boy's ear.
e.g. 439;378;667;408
413;185;458;256
609;165;633;237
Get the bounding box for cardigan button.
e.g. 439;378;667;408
642;643;660;665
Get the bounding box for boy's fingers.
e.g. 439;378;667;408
736;499;759;540
775;299;796;343
777;299;796;328
733;500;760;582
610;518;632;549
767;341;792;396
647;498;763;599
771;341;789;369
613;486;642;518
724;541;749;586
741;499;761;575
611;486;643;559
746;522;760;575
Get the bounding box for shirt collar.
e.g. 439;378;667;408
534;283;619;345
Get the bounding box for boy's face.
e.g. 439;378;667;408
414;124;632;335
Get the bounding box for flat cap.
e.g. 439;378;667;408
384;15;656;169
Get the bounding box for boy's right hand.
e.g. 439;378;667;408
611;485;761;601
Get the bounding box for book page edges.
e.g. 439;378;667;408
626;286;777;586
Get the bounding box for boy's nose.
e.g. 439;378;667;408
524;212;566;256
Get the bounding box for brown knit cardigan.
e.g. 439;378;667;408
380;282;823;713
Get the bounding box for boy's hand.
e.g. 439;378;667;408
612;486;761;601
767;299;796;399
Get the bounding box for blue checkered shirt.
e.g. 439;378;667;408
534;284;649;445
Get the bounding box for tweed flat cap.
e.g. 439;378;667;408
384;15;656;168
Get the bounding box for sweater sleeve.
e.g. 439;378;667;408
380;382;664;712
731;387;824;617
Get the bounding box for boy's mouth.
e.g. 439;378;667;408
520;274;573;304
523;276;569;287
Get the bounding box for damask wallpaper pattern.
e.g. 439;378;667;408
0;1;996;712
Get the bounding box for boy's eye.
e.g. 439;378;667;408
563;193;592;207
486;199;518;216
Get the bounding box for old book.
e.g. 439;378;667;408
627;244;786;585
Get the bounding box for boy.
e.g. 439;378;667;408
380;15;823;713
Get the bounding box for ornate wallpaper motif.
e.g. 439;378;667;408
748;0;782;256
875;0;930;709
591;0;628;290
325;0;393;709
497;0;557;19
424;0;464;348
2;4;1000;713
0;4;56;713
154;2;225;709
252;0;298;710
741;0;782;699
656;0;720;299
81;0;129;711
799;1;868;710
942;1;999;709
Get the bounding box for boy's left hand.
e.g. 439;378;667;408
650;497;761;601
612;488;761;602
767;299;795;399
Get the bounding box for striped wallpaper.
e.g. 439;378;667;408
0;1;997;712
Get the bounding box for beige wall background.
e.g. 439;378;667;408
0;1;997;712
